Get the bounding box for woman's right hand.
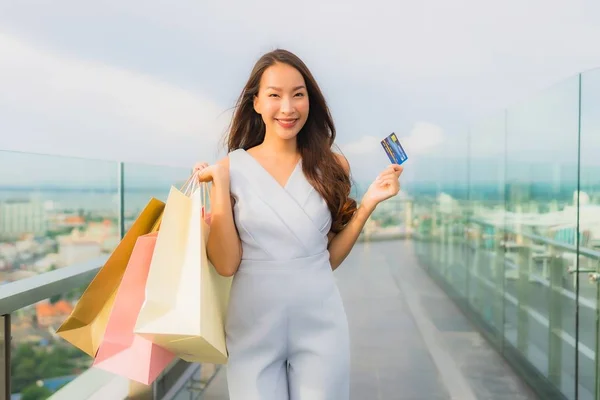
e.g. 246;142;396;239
193;161;229;186
193;162;209;177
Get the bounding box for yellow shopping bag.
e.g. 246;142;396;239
57;198;165;357
134;182;232;364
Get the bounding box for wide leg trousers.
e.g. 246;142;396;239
225;252;350;400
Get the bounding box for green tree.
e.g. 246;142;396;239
12;358;37;391
21;384;52;400
11;342;87;393
49;294;61;304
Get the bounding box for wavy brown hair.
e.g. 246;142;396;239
225;49;357;233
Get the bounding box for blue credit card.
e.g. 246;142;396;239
380;132;408;165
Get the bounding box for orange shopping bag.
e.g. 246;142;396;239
93;232;175;384
56;198;165;357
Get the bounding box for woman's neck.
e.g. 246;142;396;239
259;133;299;157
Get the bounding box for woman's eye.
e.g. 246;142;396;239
295;93;305;97
269;94;279;98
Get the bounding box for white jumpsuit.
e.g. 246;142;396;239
225;148;350;400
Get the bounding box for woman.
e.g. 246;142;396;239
194;49;403;400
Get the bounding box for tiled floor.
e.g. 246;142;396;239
200;240;537;399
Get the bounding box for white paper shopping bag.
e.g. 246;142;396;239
134;183;232;364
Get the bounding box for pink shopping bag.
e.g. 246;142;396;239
93;232;175;384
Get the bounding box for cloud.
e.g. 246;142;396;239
4;0;600;117
402;122;445;155
2;0;600;178
341;136;380;155
0;32;231;166
342;122;445;157
340;122;450;184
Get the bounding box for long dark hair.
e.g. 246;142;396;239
225;49;357;233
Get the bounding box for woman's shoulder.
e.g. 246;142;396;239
333;152;350;175
215;148;246;169
215;156;230;169
223;148;246;165
217;148;249;177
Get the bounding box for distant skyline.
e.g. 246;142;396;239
2;1;600;184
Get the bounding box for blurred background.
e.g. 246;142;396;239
2;1;600;399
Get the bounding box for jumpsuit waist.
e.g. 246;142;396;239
237;250;331;274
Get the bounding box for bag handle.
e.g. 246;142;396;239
199;182;210;220
146;175;209;233
179;174;212;220
180;173;199;196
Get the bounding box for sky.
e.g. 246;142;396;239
1;0;600;187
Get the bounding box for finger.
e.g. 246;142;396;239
199;165;222;183
379;164;402;174
378;169;400;180
388;164;403;174
385;164;403;173
197;174;212;183
193;162;209;172
197;167;212;182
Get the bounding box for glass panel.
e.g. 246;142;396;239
578;68;600;400
0;151;119;284
1;151;109;397
467;111;506;344
123;162;191;231
2;153;191;398
406;128;470;303
504;76;580;399
369;199;405;237
442;130;470;300
365;188;410;242
11;291;88;398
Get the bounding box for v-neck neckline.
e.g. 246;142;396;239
241;149;302;190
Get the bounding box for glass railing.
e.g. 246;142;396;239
0;151;190;399
411;68;600;400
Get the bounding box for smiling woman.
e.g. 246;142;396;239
224;49;358;234
193;48;403;400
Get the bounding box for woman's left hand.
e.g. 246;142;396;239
362;164;404;211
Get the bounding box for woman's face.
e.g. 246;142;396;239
253;62;310;141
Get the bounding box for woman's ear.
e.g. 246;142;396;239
253;95;261;115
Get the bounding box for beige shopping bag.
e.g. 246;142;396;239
134;182;232;364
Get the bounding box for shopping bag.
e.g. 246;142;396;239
93;232;175;384
56;198;165;357
134;183;232;364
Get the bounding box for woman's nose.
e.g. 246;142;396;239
280;98;293;113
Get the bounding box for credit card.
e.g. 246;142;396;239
380;132;408;165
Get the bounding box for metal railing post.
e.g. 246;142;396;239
516;242;531;354
118;162;125;240
1;314;11;400
548;252;564;388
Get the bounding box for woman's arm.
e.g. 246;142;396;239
199;158;242;277
327;154;402;270
327;200;375;270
